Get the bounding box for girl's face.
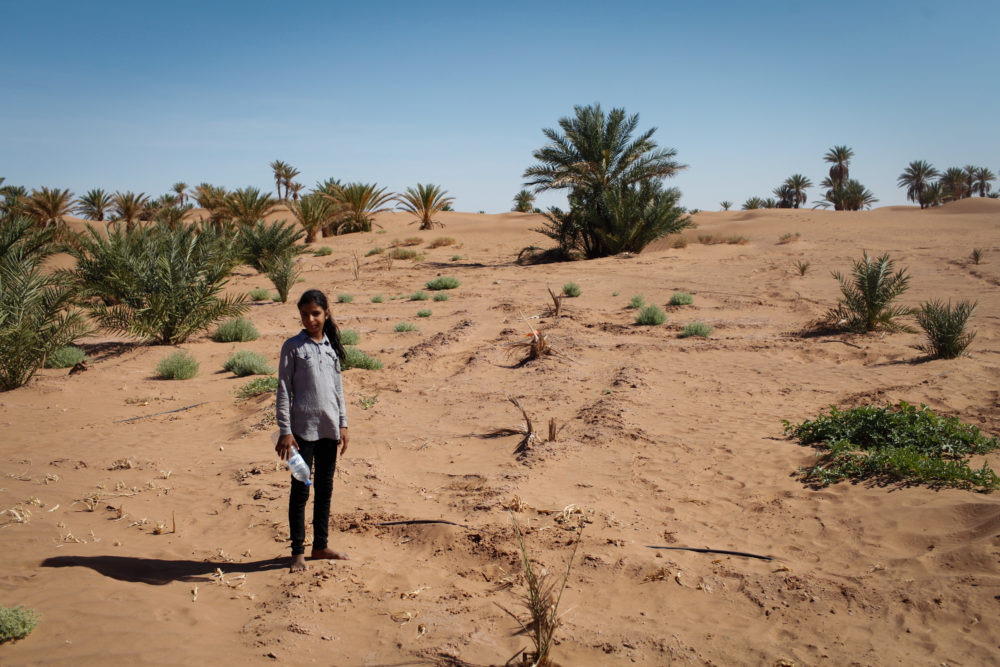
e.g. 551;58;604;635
299;301;329;339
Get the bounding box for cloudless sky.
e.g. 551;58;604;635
2;0;998;213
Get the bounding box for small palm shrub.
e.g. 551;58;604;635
562;282;581;297
343;346;382;370
915;300;976;359
427;237;455;248
237;220;304;272
627;295;645;309
45;346;88;369
157;350;199;380
223;350;274;377
409;291;429;301
395;321;418;332
785;402;1000;490
433;292;449;302
340;329;360;346
248;287;271;301
371;294;384;303
795;260;811;276
680;322;712;338
235;375;278;398
265;253;300;304
213;317;259;342
970;248;984;265
669;292;693;306
365;246;384;257
417;309;431;317
337;293;354;303
0;605;39;643
829;251;913;333
425;276;460;290
635;304;666;326
312;246;332;257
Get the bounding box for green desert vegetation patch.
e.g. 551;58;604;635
248;287;272;301
785;402;1000;491
0;605;39;643
680;321;712;337
669;292;694;306
223;350;274;377
213;317;259;343
343;346;382;370
156;350;199;380
562;282;581;297
235;375;278;399
339;329;360;346
44;346;89;369
425;276;460;290
635;304;666;326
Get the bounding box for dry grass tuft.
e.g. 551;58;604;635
546;286;564;318
427;236;456;249
488;396;538;457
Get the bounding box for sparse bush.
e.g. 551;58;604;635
44;346;88;369
156;350;199;380
726;235;749;245
388;248;421;261
562;282;581;297
235;375;278;398
365;246;384;257
635;304;666;326
394;321;418;332
829;251;913;333
0;605;39;643
680;321;712;337
627;295;645;309
433;292;449;302
778;232;800;244
223;350;274;377
409;291;429;301
265;253;300;304
340;329;360;346
248;287;271;301
343;346;382;370
417;309;431;317
670;236;688;249
401;236;423;246
795;260;811;276
785;402;1000;490
970;248;984;265
916;299;976;359
425;276;460;290
371;294;384;303
213;317;259;342
427;237;455;248
697;234;716;245
337;293;354;303
669;292;693;306
312;246;332;257
450;254;462;261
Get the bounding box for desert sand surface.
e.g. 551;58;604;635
2;201;999;666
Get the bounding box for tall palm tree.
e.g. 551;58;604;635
322;182;395;234
26;187;75;228
190;183;231;230
172;182;188;206
897;160;939;208
720;200;733;211
829;180;878;211
939;168;969;202
76;188;115;221
512;189;535;212
288;193;345;243
773;184;796;208
963;165;977;199
288;181;304;202
782;174;812;208
112;191;151;232
225;187;279;226
1;184;28;222
281;165;301;200
396;183;455;230
823;145;854;191
973;167;996;197
270;160;289;199
919;182;945;208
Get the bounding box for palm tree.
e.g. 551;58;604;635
720;200;732;211
26;187;75;228
112;191;150;232
963;165;977;199
827;180;878;211
190;183;231;231
171;182;188;206
773;184;795;208
288;193;345;243
823;145;854;191
897;161;939;208
1;184;28;222
512;189;535;212
919;182;945;208
783;174;812;208
742;196;765;210
270;160;289;199
322;182;395;234
973;167;996;197
830;251;913;333
224;187;279;226
939;168;968;202
288;181;304;202
281;165;301;200
76;188;114;221
397;183;455;230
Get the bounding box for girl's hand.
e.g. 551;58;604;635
276;434;297;460
339;428;349;455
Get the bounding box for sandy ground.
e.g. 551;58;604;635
2;201;999;666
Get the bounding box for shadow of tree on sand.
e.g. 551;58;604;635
41;555;286;585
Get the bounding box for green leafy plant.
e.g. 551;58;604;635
915;300;976;359
370;294;384;303
409;291;429;301
248;287;272;301
343;346;383;370
627;294;645;309
358;394;378;409
394;321;418;332
213;317;259;343
0;605;39;643
223;350;274;377
365;246;384;257
312;246;332;257
388;247;420;260
425;276;460;290
156;350;199;380
417;309;431;317
562;282;581;298
635;304;666;326
970;248;984;265
795;260;811;276
237;219;304;272
44;346;89;369
432;292;449;302
265;253;300;304
397;183;454;230
337;293;354;303
784;402;1000;490
339;329;360;346
829;251;913;333
669;292;693;306
680;321;712;337
235;375;279;398
450;254;462;261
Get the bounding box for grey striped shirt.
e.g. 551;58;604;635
276;331;347;441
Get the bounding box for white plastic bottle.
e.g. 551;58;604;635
285;447;312;486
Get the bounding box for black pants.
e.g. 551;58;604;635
289;435;338;556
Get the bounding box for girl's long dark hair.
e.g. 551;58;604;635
298;289;347;361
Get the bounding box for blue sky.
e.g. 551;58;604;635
2;0;998;212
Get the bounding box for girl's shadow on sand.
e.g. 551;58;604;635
41;555;286;585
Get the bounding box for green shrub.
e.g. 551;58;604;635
365;246;384;257
337;293;354;303
248;287;271;301
235;375;278;398
451;255;462;261
395;321;418;332
271;292;283;302
156;350;199;380
223;350;274;377
433;292;449;302
370;294;384;303
635;304;666;326
409;291;429;301
795;260;810;276
265;253;300;304
915;299;976;359
784;402;1000;490
339;329;360;346
829;251;912;333
627;295;645;309
213;317;259;343
312;246;332;257
425;276;460;290
0;605;39;643
680;321;712;338
237;220;305;272
343;346;383;370
669;292;694;306
417;309;432;318
389;247;419;260
45;346;88;369
562;282;581;298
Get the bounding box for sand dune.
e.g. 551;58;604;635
2;204;999;665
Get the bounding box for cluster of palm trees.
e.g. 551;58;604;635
897;162;995;208
737;146;877;211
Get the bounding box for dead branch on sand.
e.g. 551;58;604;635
487;396;538;457
546;286;564;318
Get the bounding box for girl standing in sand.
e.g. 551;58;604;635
275;289;350;572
